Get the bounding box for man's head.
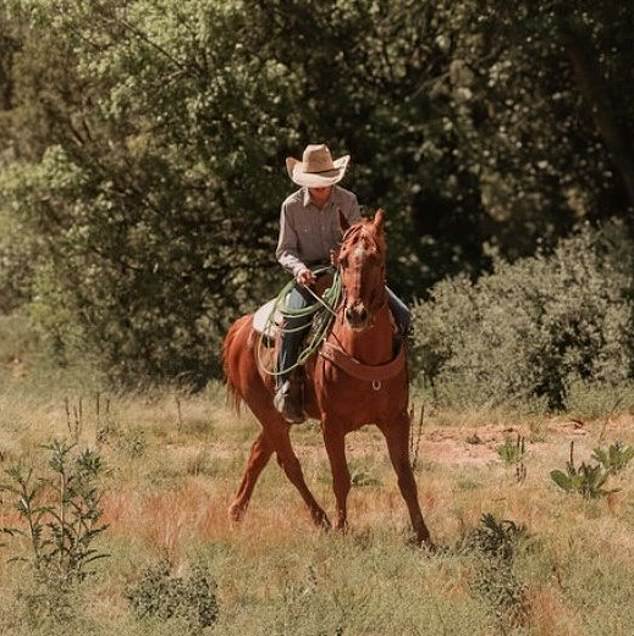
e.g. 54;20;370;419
308;185;332;207
286;144;350;188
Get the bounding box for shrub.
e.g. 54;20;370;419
412;220;633;411
463;513;529;629
126;559;219;634
0;440;109;624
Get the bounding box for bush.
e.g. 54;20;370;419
463;513;530;629
412;220;634;411
126;560;219;634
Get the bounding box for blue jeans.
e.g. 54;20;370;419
276;283;410;385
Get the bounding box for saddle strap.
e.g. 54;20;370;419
319;341;405;382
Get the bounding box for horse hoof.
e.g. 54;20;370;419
313;512;331;530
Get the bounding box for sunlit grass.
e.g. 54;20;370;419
1;365;634;635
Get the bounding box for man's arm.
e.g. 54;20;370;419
275;203;308;278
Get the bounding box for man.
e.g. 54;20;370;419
274;143;410;423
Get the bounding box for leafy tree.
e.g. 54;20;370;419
1;0;633;386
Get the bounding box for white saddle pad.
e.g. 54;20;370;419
253;298;283;340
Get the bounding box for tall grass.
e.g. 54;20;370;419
1;346;634;634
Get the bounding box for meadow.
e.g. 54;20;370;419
1;329;633;635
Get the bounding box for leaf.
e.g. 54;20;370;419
550;470;572;492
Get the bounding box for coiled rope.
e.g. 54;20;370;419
257;266;342;377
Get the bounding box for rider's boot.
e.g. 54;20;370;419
274;371;305;424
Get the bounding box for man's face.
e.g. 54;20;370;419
308;186;332;207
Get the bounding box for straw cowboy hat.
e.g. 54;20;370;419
286;144;350;187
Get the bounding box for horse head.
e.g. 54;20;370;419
337;209;387;331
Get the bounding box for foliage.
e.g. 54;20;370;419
1;1;634;385
496;435;525;465
550;441;616;499
126;559;219;633
591;441;634;476
0;440;109;583
464;513;529;628
497;434;527;483
0;441;109;624
412;221;634;411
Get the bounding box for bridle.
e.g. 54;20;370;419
337;224;388;328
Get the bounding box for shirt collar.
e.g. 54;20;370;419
302;186;336;208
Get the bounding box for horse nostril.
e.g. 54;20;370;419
345;305;368;326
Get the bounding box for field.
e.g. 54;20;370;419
1;347;633;636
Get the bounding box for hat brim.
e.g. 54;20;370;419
286;155;350;187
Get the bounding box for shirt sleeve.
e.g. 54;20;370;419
275;203;307;277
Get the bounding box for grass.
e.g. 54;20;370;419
1;337;634;634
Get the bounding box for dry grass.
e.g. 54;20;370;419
1;366;634;635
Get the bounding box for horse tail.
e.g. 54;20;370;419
222;315;252;414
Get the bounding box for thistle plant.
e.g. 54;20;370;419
0;439;109;584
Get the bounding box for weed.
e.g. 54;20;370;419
0;440;109;582
0;440;109;623
350;471;382;487
464;513;529;630
550;441;616;499
497;434;527;483
126;559;219;633
591;441;634;476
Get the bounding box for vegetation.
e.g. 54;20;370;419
0;373;633;634
1;1;634;633
412;221;634;411
126;560;219;633
1;1;634;387
550;441;617;499
591;441;634;476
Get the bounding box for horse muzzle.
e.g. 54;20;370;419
344;302;369;330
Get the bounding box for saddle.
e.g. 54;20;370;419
253;298;283;342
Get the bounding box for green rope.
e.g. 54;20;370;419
257;266;342;377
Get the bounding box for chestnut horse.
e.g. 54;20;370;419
222;210;431;545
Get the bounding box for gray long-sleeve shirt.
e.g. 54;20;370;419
275;185;362;277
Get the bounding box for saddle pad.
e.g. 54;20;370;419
253;298;282;340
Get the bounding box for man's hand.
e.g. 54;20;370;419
296;268;316;287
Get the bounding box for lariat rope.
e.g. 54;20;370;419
256;266;343;377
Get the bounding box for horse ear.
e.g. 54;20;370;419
338;207;350;232
373;208;385;232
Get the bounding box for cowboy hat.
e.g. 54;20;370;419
286;144;350;187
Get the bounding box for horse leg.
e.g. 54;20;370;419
228;432;273;522
322;425;351;531
379;413;432;546
243;401;330;529
271;425;331;529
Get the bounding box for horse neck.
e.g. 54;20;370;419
331;301;393;365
